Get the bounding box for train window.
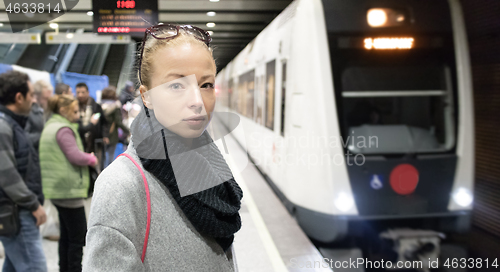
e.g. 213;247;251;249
265;60;276;130
255;75;266;126
255;76;260;122
280;61;287;136
340;65;455;154
238;70;255;119
228;78;233;111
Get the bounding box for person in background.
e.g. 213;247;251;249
119;80;135;106
25;79;53;151
0;70;47;272
39;94;97;272
76;82;108;171
55;83;73;97
101;86;130;167
118;81;135;147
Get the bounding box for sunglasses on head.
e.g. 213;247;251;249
138;24;212;85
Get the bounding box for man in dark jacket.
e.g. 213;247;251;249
76;82;109;170
0;71;47;271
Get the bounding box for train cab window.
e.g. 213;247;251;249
340;65;455;155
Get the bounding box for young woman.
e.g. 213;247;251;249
83;25;243;271
39;95;98;272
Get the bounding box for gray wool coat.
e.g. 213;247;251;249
82;144;236;271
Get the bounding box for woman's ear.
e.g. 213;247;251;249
58;105;69;119
140;85;153;109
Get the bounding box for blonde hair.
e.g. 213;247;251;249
138;30;216;89
33;80;53;97
48;95;77;116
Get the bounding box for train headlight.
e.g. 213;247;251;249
367;8;407;28
452;187;473;207
334;192;354;212
367;9;388;27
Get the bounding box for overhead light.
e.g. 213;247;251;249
207;11;216;16
209;0;220;2
87;11;94;16
206;22;216;28
0;23;3;27
66;33;74;39
49;23;59;29
207;31;214;35
367;9;387;27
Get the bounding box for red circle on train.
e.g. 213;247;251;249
390;164;419;195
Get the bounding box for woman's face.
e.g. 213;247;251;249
141;42;216;139
61;103;79;123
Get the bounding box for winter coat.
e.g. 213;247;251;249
0;105;43;211
78;97;108;153
82;143;236;272
101;100;129;146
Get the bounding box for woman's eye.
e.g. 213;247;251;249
201;83;214;89
168;83;184;90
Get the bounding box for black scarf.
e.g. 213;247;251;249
131;106;243;252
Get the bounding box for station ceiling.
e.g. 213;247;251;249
0;0;294;70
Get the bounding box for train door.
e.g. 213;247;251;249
273;28;291;194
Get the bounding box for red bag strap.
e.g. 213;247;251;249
117;153;151;263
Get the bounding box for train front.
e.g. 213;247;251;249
324;0;474;265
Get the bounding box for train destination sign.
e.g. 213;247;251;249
92;0;159;36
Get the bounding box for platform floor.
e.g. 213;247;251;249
0;121;330;271
216;121;331;272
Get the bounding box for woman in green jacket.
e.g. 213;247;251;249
39;95;97;272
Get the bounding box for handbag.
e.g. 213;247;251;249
0;199;21;236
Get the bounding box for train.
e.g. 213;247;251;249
215;0;474;265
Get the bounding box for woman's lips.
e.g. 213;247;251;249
183;116;206;126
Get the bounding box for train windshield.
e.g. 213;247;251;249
339;64;456;154
323;0;457;155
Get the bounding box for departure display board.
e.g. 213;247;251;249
92;0;158;36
